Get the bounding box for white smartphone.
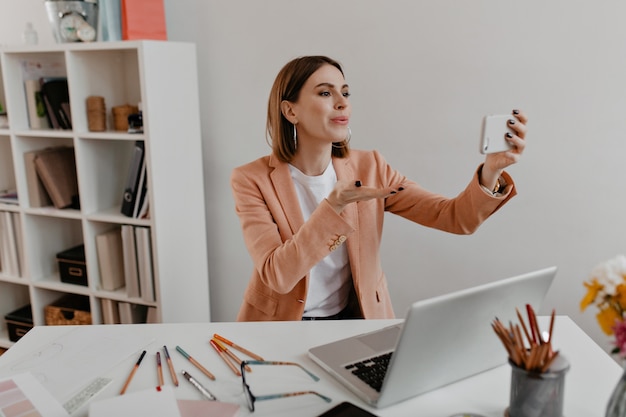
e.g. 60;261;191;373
479;114;515;154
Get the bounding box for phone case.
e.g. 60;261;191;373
480;114;514;154
317;401;379;417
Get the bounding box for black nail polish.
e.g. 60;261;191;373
506;132;513;138
390;191;396;194
508;119;515;125
513;109;520;115
398;187;404;191
355;180;362;187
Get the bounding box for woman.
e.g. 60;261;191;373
231;56;526;321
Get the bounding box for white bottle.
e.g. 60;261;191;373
23;22;38;45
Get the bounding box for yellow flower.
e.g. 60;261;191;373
616;283;626;311
597;306;621;335
580;278;604;311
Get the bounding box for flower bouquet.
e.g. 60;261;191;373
581;255;626;357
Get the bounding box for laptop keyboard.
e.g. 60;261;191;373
344;352;393;392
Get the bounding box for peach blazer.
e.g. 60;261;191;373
231;149;515;321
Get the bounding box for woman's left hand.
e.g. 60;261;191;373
480;109;527;190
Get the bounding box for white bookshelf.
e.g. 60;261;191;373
0;41;210;348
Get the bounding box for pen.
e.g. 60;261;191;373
120;350;146;395
211;339;251;372
163;345;179;386
182;370;217;401
213;333;264;361
175;345;216;380
156;351;164;386
210;339;241;376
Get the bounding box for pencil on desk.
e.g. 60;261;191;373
211;339;252;372
210;339;241;376
120;350;146;395
175;345;216;380
163;345;179;386
156;351;164;386
213;333;264;361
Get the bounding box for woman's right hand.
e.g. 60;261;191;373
326;180;404;214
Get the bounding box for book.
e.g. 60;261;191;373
121;0;167;40
33;146;79;209
12;212;24;278
24;79;49;129
121;224;140;298
117;302;148;324
0;189;18;205
0;212;7;274
135;226;155;302
39;78;71;130
100;0;123;41
0;211;19;276
100;298;120;324
24;149;53;208
95;228;125;291
121;141;144;217
146;306;159;323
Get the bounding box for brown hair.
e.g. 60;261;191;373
267;56;350;162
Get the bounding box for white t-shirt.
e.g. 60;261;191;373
289;162;351;317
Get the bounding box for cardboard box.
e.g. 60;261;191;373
5;305;33;342
57;244;87;286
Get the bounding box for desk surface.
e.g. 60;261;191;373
0;316;620;417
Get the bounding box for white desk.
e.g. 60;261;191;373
0;317;620;417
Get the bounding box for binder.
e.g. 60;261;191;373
135;226;155;302
121;141;144;217
39;78;71;130
121;224;140;298
95;228;125;291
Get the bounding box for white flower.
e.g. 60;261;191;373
590;255;626;294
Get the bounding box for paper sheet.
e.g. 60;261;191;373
0;326;154;403
89;386;240;417
0;373;70;417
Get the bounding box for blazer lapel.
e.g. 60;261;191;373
269;154;304;236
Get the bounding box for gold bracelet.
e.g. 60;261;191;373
492;179;501;194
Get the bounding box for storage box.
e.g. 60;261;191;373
5;305;33;342
45;295;92;326
56;244;87;286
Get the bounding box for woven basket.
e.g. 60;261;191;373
45;295;92;326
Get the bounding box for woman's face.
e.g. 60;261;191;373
287;64;351;146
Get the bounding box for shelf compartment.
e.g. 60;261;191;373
67;48;141;134
21;214;83;283
0;281;30;344
2;51;67;132
75;138;136;215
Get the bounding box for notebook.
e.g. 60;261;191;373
308;266;557;408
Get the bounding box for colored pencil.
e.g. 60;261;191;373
213;333;264;360
163;345;179;386
175;345;216;380
156;351;164;386
120;350;146;395
210;339;241;376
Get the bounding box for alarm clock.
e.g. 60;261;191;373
44;1;98;43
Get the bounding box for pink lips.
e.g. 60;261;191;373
332;116;349;125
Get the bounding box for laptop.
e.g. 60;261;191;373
308;266;557;408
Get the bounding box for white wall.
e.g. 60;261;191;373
1;0;624;354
